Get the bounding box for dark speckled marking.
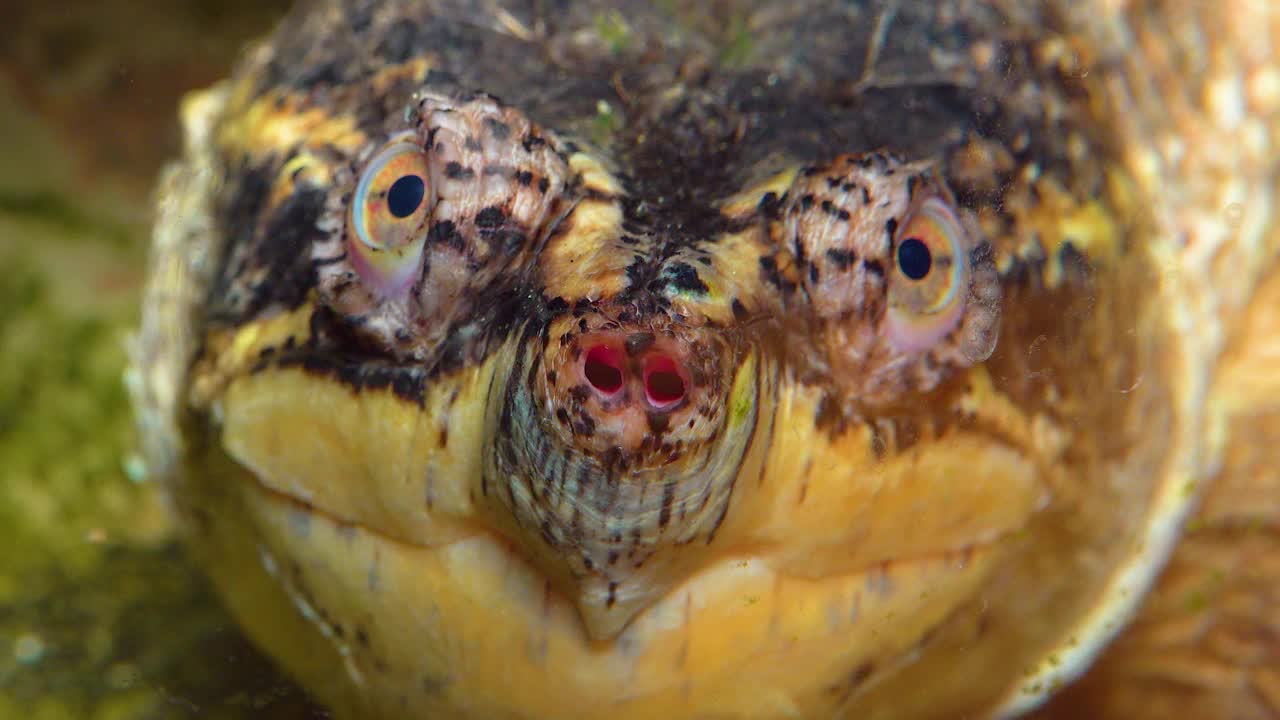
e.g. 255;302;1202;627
484;117;511;140
664;263;709;294
658;480;675;529
625;332;655;356
283;352;427;406
475;206;506;227
428;219;465;250
445;161;475;180
826;248;857;271
759;256;782;287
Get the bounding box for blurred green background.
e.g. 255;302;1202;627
0;3;339;717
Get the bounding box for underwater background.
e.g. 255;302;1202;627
1;1;1276;719
0;3;332;717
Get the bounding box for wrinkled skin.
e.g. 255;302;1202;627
132;1;1280;718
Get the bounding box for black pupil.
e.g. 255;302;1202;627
386;175;425;219
897;238;932;280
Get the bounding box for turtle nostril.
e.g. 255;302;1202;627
644;355;686;408
583;345;625;395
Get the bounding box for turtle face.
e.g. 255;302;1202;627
271;90;1007;641
157;3;1197;719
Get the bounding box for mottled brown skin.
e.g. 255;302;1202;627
132;0;1280;718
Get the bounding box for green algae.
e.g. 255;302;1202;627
0;214;320;720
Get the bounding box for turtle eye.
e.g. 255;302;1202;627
347;140;432;295
885;197;969;352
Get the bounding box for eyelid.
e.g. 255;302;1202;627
901;197;962;245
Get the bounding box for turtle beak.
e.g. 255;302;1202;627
479;312;763;639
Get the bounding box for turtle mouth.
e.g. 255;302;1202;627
218;349;1044;652
482;332;760;639
231;467;1010;713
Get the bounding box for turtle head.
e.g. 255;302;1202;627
183;7;1191;710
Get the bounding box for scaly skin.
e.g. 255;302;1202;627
131;1;1279;718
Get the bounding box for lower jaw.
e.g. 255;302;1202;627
194;471;1003;720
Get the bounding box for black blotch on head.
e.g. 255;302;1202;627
379;18;421;64
207;162;272;321
484;117;512;140
294;352;427;407
1058;240;1094;283
626;332;656;356
663;262;709;295
294;59;341;88
444;161;475;180
625;258;649;288
568;385;592;405
658;481;675;529
826;248;856;271
485;228;528;255
757;191;781;217
573;414;597;437
428;219;466;250
758;255;794;293
475;206;506;227
238;181;327;319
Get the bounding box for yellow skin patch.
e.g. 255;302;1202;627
539;193;632;301
204;356;1037;719
217;89;368;161
189;150;1070;714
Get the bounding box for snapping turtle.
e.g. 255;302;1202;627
130;0;1280;717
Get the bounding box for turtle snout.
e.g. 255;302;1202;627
484;312;758;639
557;329;701;454
580;335;689;410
